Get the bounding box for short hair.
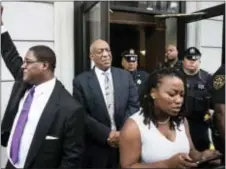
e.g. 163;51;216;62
29;45;56;71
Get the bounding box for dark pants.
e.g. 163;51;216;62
197;163;225;169
83;146;119;168
5;161;16;169
212;134;225;165
106;148;119;168
188;119;210;151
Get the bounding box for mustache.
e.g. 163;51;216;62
101;57;111;61
100;54;111;58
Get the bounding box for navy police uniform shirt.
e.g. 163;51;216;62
211;65;225;160
183;68;213;151
130;70;149;96
159;60;182;70
212;64;225;104
183;69;213;119
149;60;182;75
121;49;149;96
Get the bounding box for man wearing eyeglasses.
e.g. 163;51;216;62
1;6;84;169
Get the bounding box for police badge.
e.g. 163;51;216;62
213;75;225;90
190;48;195;54
137;79;142;85
129;49;135;54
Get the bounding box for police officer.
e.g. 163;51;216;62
157;44;182;70
121;49;149;96
182;47;213;151
211;64;225;163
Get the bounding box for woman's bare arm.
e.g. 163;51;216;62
119;119;169;168
184;118;204;161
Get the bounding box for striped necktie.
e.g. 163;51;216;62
102;72;116;130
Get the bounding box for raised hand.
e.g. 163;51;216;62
1;5;3;25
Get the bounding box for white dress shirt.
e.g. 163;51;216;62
94;67;116;130
7;78;56;168
1;25;7;34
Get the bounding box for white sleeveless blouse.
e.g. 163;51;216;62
130;111;190;164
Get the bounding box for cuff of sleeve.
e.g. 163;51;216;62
1;25;7;34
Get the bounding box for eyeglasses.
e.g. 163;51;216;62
22;59;40;65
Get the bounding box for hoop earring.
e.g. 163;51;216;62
150;94;155;99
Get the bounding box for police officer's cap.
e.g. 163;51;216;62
184;47;201;60
121;49;138;62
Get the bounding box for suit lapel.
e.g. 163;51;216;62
88;70;110;123
1;82;30;147
111;68;120;116
2;82;31;131
24;80;61;168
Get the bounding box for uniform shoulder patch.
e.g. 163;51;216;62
213;75;225;90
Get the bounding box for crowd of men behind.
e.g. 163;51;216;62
1;6;225;169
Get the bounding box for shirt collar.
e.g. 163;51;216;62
95;66;111;76
33;77;56;95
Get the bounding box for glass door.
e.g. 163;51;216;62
84;1;110;68
155;2;225;70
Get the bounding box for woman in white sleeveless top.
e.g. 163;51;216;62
119;68;220;168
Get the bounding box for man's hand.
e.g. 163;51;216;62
1;5;3;25
107;131;120;148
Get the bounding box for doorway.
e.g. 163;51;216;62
110;24;139;69
109;11;166;73
109;22;166;72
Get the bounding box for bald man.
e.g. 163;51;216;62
73;39;139;168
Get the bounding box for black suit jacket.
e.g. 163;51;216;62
73;67;139;167
1;32;84;168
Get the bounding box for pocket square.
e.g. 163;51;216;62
45;135;59;140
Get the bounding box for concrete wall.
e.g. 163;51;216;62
1;2;74;167
186;1;225;74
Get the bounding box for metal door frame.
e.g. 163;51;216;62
155;3;225;63
179;3;225;64
74;2;225;75
74;1;110;75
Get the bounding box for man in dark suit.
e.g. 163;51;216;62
73;39;140;168
1;8;84;168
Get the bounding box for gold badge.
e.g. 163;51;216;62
213;75;225;90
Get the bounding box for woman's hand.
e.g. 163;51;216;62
166;153;198;168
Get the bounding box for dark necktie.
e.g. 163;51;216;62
10;87;35;164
